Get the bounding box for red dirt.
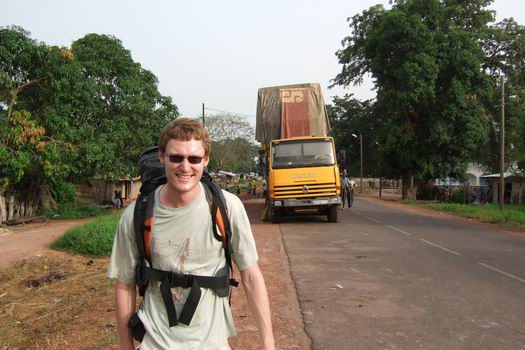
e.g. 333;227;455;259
0;218;91;267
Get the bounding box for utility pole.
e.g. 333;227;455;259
202;103;205;126
499;76;505;210
360;133;363;193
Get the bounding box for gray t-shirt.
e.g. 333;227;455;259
108;183;259;350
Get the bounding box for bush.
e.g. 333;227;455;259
450;189;465;204
52;213;120;256
39;203;107;219
49;180;76;204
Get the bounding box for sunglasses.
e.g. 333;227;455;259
166;154;204;164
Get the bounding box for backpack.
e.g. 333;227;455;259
128;146;238;340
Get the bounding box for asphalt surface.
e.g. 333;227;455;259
279;197;525;350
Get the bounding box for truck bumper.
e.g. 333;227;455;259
271;196;341;208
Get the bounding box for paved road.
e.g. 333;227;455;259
279;197;525;350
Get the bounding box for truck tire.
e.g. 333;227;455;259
327;205;338;222
271;208;281;223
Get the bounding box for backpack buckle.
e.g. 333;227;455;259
168;272;193;288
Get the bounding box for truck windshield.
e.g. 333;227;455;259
272;139;335;169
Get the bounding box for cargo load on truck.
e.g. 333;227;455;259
256;83;331;147
256;83;341;223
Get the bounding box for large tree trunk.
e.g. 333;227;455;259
0;181;47;223
39;185;57;210
0;193;7;223
402;175;417;200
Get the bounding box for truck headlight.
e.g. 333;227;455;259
274;201;282;207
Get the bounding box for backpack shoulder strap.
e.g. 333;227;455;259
201;180;235;274
133;189;157;297
133;194;147;260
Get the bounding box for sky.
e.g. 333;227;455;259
2;0;524;125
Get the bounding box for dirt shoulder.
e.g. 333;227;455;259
0;196;310;349
230;196;311;349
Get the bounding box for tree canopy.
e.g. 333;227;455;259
204;114;257;173
332;0;510;198
0;26;178;206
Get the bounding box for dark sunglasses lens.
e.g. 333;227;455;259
168;155;184;163
167;155;203;164
187;156;203;164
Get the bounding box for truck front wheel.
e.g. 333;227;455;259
327;205;338;222
271;208;281;223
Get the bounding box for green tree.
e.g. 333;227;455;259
0;27;178;221
327;95;382;177
69;34;178;181
333;0;493;199
204;114;257;173
0;27;75;213
479;18;525;173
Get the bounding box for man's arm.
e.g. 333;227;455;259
115;281;137;350
240;263;275;350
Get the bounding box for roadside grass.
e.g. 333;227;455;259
409;202;525;228
39;202;108;219
51;212;120;256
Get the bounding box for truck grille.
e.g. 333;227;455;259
273;182;337;198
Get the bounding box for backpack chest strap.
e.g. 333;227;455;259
137;261;233;327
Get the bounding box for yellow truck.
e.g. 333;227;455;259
256;83;341;223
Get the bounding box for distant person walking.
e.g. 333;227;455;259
252;178;257;196
340;170;347;209
262;179;268;199
112;190;122;208
341;171;355;209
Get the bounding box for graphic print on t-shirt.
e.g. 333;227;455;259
152;236;190;303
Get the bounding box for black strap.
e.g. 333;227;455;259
208;185;239;296
140;264;229;326
133;195;148;262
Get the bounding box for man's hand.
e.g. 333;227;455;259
240;263;275;350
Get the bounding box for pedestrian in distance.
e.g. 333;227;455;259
342;171;354;209
251;178;257;197
117;190;124;208
340;169;347;209
246;181;252;196
112;190;122;209
108;118;275;350
262;179;268;199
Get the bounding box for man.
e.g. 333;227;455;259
251;178;257;196
340;169;347;209
108;118;275;350
262;179;267;199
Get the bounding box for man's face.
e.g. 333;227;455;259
160;138;209;196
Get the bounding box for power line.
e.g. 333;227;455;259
204;107;256;118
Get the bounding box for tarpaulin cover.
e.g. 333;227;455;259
255;83;330;147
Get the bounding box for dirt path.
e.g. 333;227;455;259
0;218;91;267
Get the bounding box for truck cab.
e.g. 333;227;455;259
267;136;341;222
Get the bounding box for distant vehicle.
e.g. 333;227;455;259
256;83;342;223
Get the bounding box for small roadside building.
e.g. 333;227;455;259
480;171;525;205
75;177;141;205
435;163;487;186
